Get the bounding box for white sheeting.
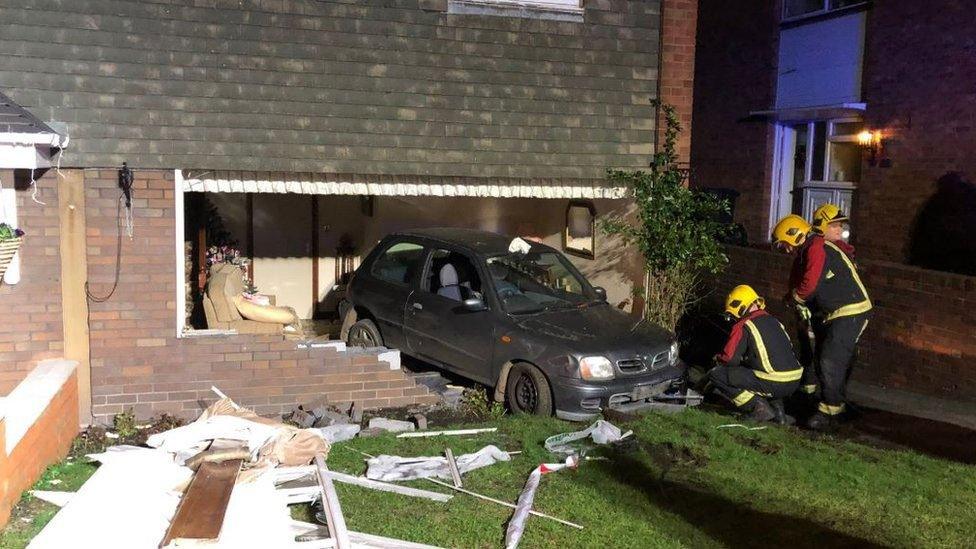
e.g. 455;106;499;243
543;420;632;456
365;445;511;482
181;171;628;199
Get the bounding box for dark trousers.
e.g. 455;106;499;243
817;313;870;415
708;366;800;411
796;317;826;395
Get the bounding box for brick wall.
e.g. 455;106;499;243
688;0;779;241
0;170;63;394
658;0;698;162
0;366;78;528
83;169;435;422
855;0;976;267
716;246;976;401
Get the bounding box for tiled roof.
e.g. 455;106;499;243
0;90;56;135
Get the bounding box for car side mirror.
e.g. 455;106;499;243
593;286;607;301
462;297;487;312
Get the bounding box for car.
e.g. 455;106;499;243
340;228;686;421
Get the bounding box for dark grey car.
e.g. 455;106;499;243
341;228;686;420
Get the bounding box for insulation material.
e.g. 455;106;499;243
544;420;631;456
504;456;579;549
365;445;512;482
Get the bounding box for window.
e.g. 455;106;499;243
487;251;593;314
448;0;583;22
771;119;862;236
371;241;424;286
784;0;867;20
424;249;482;302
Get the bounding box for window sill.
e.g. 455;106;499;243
449;0;584;22
179;328;239;338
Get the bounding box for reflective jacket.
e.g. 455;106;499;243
790;235;872;321
717;310;803;383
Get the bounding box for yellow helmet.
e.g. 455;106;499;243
725;285;765;319
771;214;811;251
811;203;849;234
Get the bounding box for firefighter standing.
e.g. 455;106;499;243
708;285;803;424
772;212;872;430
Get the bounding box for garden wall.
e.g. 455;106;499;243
717;245;976;401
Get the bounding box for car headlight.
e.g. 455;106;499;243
579;356;615;380
668;341;679;365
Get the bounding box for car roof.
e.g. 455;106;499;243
392;227;554;256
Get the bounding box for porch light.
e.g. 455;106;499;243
857;130;884;165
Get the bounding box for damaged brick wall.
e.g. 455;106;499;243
84;170;435;422
716;246;976;401
658;0;699;163
0;171;64;394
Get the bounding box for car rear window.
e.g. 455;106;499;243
370;241;424;285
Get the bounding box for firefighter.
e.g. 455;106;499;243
772;214;872;430
707;285;803;424
812;203;856;260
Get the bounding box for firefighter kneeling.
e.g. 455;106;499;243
708;285;803;424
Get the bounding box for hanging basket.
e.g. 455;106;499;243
0;237;22;280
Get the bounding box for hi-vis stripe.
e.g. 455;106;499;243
744;321;803;382
733;390;756;407
824;241;873;321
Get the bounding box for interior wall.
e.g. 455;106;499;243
251;194;314;318
316;196;367;316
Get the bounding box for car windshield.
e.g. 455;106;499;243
486;250;596;314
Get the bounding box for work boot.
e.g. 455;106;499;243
769;399;795;426
746;398;776;423
806;411;838;431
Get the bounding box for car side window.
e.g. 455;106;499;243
370;241;424;286
424;249;483;302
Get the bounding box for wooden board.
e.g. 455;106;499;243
160;459;243;547
58;169;91;424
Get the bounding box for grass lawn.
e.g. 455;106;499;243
4;408;975;548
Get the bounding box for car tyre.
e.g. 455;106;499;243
347;319;383;348
505;363;554;416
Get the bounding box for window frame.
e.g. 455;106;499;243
419;246;488;306
448;0;584;21
782;0;869;23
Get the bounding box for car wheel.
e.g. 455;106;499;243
505;363;554;416
347;319;383;348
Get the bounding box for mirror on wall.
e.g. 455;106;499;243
564;200;595;258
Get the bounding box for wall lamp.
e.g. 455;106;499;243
857;130;884;166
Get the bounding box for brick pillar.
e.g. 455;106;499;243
658;0;698;164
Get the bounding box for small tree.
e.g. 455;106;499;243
601;101;731;332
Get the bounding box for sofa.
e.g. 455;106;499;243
202;263;299;334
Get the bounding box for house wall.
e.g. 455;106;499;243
0;170;64;394
84;169;436;422
0;0;662;179
692;0;976;400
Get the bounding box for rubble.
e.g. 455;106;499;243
367;417;416;433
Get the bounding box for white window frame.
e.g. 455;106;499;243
769;118;862;239
448;0;584;21
782;0;868;22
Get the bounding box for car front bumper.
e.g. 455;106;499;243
551;361;688;421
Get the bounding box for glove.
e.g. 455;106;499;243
795;303;812;322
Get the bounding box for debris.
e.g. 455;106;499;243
104;431;119;440
368;417;416;433
505;456;580;549
184;445;251;471
317;423;361;443
444;448;463;488
425;478;583;530
717;423;768;431
397;427;497;439
413;413;429;431
291;407;317;428
349;401;364;424
161;459;243;547
29;490;74;507
508;236;532;254
290;520;446;548
544;420;632;455
47;479;62;486
314;455;351;549
357;427;385;438
366;445;511;482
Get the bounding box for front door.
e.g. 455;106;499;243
404;248;494;383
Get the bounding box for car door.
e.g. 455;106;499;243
404;247;494;383
357;239;426;350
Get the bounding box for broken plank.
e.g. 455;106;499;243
290;521;446;549
397;427;497;438
444;448;463;489
160;459;243;547
424;478;583;530
315;455;351;549
324;470;452;502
